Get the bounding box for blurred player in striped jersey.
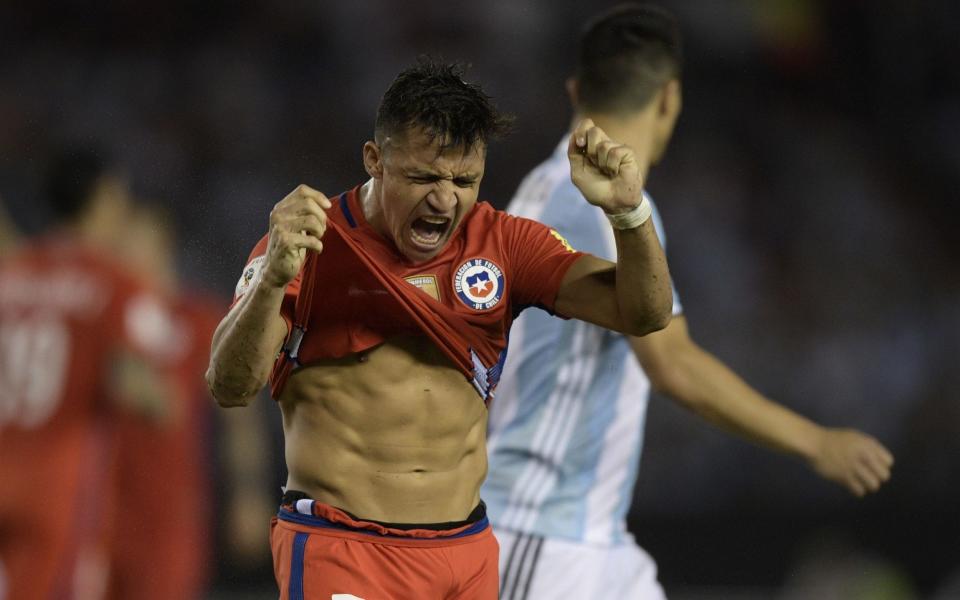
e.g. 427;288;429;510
483;5;895;598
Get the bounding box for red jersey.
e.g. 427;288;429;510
0;236;174;600
109;290;222;600
233;185;583;403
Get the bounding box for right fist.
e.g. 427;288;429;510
262;184;331;288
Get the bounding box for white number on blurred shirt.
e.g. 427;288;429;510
0;316;70;428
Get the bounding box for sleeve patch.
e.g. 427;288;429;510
549;229;577;253
235;256;265;298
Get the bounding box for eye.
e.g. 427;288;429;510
454;178;476;188
409;175;438;184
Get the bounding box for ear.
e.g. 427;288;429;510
363;141;384;179
565;77;580;108
659;79;682;119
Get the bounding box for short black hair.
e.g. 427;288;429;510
44;146;113;223
375;58;513;151
577;3;683;113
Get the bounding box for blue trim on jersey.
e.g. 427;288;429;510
470;344;510;405
277;507;490;539
289;532;309;600
339;192;357;228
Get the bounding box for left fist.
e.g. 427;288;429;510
568;119;644;214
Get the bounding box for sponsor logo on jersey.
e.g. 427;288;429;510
404;274;441;301
550;229;576;253
454;258;504;311
235;256;265;298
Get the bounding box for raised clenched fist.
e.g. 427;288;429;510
262;184;331;288
567;119;645;215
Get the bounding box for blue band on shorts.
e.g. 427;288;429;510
289;531;308;600
277;505;489;539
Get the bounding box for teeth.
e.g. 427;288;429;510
411;229;441;245
420;216;449;224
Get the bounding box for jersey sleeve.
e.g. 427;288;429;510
231;234;302;334
502;212;584;313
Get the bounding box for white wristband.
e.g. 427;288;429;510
605;195;651;230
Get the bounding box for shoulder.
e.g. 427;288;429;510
474;203;559;242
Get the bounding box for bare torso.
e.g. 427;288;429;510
279;334;487;524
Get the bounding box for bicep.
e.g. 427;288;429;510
630;315;689;365
628;316;699;394
553;254;623;331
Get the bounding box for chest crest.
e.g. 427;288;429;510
404;274;441;302
453;258;505;311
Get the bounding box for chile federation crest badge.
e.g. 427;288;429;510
454;258;505;311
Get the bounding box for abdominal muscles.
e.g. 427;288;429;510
279;335;489;523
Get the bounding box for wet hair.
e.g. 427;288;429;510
576;3;683;113
44;145;113;223
375;58;513;151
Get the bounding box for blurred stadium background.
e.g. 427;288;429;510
1;1;958;598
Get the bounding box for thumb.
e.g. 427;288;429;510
567;134;587;173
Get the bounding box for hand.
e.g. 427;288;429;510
809;428;894;497
262;184;331;288
567;119;644;214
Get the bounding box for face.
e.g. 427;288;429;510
364;128;486;263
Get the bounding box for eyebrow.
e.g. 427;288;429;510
405;169;479;180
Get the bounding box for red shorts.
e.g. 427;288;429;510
270;494;499;600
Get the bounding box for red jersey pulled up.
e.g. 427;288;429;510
233;185;582;403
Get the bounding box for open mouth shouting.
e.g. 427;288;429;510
409;215;453;251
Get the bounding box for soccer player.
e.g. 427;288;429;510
0;147;176;600
107;203;221;600
483;5;895;599
207;59;673;599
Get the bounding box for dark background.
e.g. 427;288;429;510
1;1;958;597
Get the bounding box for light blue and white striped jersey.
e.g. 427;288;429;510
483;136;683;546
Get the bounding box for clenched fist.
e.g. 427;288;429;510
809;428;894;497
262;184;331;288
568;118;644;214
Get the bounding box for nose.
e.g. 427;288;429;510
426;181;457;214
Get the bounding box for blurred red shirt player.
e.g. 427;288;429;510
106;203;222;600
0;148;177;600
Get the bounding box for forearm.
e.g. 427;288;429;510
206;281;287;407
665;344;823;461
612;218;673;335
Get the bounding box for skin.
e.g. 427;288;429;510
207;124;672;523
568;76;893;496
120;204;275;560
60;177;176;421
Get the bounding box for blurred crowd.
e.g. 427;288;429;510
1;0;957;598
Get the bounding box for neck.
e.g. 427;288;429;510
60;210;113;252
360;178;383;233
569;110;655;180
